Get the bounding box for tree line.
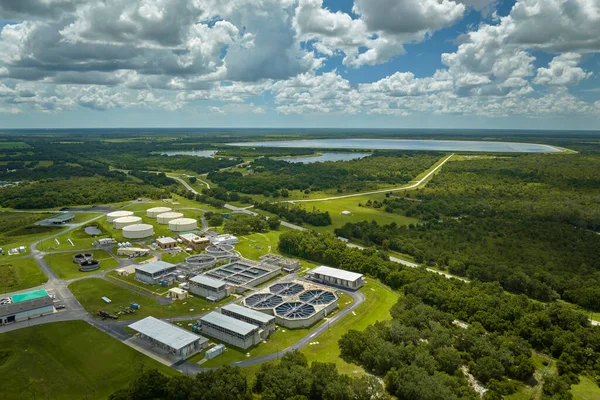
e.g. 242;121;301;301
254;201;332;226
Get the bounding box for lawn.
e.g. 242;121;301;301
0;320;177;400
570;376;600;400
0;212;64;255
293;194;419;233
69;278;228;319
44;250;119;280
0;257;47;294
235;229;286;261
299;278;400;375
37;224;104;252
107;271;179;295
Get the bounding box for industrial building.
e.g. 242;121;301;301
244;280;338;329
307;266;364;290
168;218;198;232
188;275;229;301
123;224;154;239
210;234;239;246
146;207;172;218
113;216;142;229
221;304;275;335
117;247;149;257
42;213;75;225
204;260;281;292
156;212;184;224
197;312;262;349
0;289;54;324
156;237;177;249
106;210;134;223
260;254;302;273
179;233;210;250
135;261;177;284
128;317;208;359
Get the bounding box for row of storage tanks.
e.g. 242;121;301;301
106;207;198;239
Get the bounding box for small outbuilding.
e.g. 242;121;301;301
128;316;208;359
340;210;352;216
156;237;178;249
168;288;189;300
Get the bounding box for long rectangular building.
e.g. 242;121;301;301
198;312;262;349
1;295;54;324
307;266;364;290
188;275;229;301
128;317;208;358
221;304;275;335
135;261;177;284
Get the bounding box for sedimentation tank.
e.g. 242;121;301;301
122;224;154;239
168;218;197;232
106;210;134;223
156;212;184;224
113;216;143;229
146;207;172;218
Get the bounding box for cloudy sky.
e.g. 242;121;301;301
1;0;599;129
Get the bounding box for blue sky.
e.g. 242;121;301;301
0;0;599;130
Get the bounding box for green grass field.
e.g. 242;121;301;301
106;270;179;296
293;194;419;233
570;376;600;400
235;230;285;260
44;250;119;280
0;257;47;294
0;141;30;149
69;278;228;319
0;320;177;399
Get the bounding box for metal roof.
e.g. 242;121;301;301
189;275;227;289
128;317;207;350
310;266;363;282
11;289;49;303
156;237;177;244
201;312;258;336
47;213;75;222
0;297;53;318
135;261;176;275
222;304;275;324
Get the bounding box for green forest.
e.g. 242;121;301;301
279;230;600;399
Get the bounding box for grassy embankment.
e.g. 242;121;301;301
69;278;228;320
0;320;177;400
44;250;119;280
0;257;47;294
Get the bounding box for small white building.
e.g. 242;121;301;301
128;317;208;359
135;261;177;284
156;237;178;249
117;247;149;257
340;210;352;216
210;234;239;246
307;266;365;290
188;275;229;301
168;287;189;300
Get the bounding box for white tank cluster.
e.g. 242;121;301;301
106;210;134;223
156;212;184;224
169;218;198;232
146;207;172;218
122;224;154;239
113;216;142;229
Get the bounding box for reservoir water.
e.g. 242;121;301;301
84;226;102;236
274;152;370;164
160;150;217;157
229;139;561;153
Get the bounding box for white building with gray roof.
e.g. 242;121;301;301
198;312;262;349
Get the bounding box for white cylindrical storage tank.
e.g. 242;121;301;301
113;216;142;230
156;212;184;224
168;218;198;232
122;224;154;239
106;210;134;223
147;207;172;218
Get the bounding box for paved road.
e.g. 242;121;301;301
172;176;199;195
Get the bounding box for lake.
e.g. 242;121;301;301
274;152;371;164
159;150;217;157
228;139;561;153
84;226;102;236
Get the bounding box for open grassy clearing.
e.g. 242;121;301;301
0;216;63;255
107;270;179;295
293;194;419;233
44;250;119;280
570;376;600;399
299;278;400;375
0;257;47;294
0;320;177;400
69;278;228;319
235;229;285;260
0;141;30;149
